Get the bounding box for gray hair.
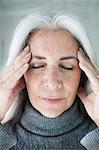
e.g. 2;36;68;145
7;11;98;69
1;10;98;124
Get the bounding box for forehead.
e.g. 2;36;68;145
29;29;79;57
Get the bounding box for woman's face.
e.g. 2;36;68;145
24;29;81;118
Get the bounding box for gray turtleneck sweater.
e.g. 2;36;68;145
0;97;99;150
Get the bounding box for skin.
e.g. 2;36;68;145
0;15;98;128
78;49;99;127
0;28;99;126
24;29;81;118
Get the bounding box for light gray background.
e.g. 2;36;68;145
0;0;99;71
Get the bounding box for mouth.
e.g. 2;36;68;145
40;96;65;104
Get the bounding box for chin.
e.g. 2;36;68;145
39;110;64;118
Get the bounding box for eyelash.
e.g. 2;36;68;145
31;64;73;71
31;65;45;69
59;64;73;70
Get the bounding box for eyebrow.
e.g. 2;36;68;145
60;56;78;61
32;55;46;59
31;55;78;61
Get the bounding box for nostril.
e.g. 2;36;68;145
43;79;62;89
41;70;63;89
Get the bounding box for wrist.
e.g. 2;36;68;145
94;120;99;127
0;111;5;123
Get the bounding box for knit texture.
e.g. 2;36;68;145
0;122;16;150
0;96;98;150
15;97;97;150
81;128;99;150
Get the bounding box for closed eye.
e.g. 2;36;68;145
30;64;73;70
31;64;45;69
59;64;73;70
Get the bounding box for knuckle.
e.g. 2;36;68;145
18;68;24;75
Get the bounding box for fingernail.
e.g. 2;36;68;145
23;63;28;68
24;46;30;52
77;49;81;55
78;47;84;56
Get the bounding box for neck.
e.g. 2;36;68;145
20;96;89;136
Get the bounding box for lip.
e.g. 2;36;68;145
40;96;64;104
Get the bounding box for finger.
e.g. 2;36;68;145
0;46;30;81
13;51;31;71
78;48;97;74
2;63;29;89
0;65;16;84
0;46;30;80
0;51;31;84
11;77;25;98
77;87;88;103
78;49;99;86
15;45;30;62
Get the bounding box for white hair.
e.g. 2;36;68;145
7;11;97;68
1;11;98;124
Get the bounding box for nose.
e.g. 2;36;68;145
42;69;63;90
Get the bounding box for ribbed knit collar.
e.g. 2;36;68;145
20;96;87;136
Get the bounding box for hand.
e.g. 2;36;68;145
0;46;31;121
77;48;99;127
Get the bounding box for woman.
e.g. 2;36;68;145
0;11;99;150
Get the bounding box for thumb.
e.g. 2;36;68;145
77;87;88;104
12;77;25;98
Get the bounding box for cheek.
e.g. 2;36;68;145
24;68;81;93
24;70;39;92
63;70;81;91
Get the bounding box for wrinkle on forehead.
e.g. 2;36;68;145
30;29;79;46
29;29;79;59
